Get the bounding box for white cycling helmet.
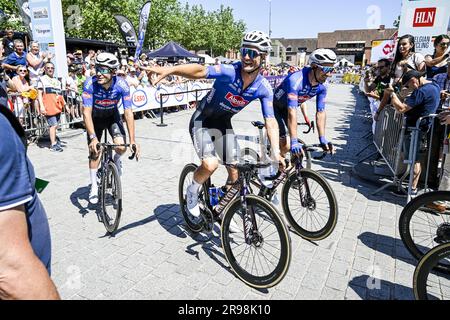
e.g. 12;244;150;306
95;52;120;69
241;30;272;53
309;49;337;65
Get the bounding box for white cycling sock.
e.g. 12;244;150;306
189;179;201;193
90;169;98;190
114;153;122;164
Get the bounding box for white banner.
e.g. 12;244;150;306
118;81;213;114
398;0;450;56
370;40;396;63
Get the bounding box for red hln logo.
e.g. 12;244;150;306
413;8;436;27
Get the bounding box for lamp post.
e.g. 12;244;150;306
269;0;272;38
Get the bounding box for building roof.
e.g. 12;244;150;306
317;27;397;48
272;38;318;53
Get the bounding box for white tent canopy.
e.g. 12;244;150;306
198;53;216;65
335;58;355;67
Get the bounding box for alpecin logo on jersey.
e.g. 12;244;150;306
96;99;118;107
225;92;249;107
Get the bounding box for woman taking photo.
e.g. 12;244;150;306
425;34;450;79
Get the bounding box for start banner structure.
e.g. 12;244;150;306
398;0;450;56
28;0;68;79
118;81;213;114
370;40;396;63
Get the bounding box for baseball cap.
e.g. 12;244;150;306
129;67;136;72
75;50;82;55
402;70;425;86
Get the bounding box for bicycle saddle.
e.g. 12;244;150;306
251;121;265;130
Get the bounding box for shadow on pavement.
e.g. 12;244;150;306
358;232;417;266
348;275;414;300
111;215;157;237
153;203;269;294
70;185;91;217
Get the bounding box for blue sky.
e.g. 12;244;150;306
182;0;402;38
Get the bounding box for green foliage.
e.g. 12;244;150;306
0;0;246;55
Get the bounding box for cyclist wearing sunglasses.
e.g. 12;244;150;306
82;52;141;204
148;30;284;218
273;48;337;156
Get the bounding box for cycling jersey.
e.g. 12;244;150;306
273;67;327;112
82;75;132;118
198;62;275;121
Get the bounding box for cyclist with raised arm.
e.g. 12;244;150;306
273;49;337;157
82;52;141;204
148;31;284;218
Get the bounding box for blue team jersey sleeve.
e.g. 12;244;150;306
286;72;303;109
316;84;327;112
259;78;275;119
0;115;33;210
116;78;132;110
82;77;94;107
206;64;236;82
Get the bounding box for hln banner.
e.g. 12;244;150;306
28;0;68;79
398;0;450;56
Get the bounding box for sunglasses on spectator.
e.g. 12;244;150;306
45;67;55;70
439;42;449;48
18;69;27;73
96;67;111;75
240;47;261;59
317;65;335;73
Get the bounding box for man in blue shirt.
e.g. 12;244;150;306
0;106;59;299
2;39;27;78
388;70;441;195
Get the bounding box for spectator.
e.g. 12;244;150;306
364;59;392;121
387;70;441;196
2;28;15;57
126;67;140;88
11;65;32;125
2;39;27;78
27;41;52;87
66;53;75;67
425;35;450;80
66;65;81;123
73;50;83;65
84;49;96;66
433;60;450;108
0;106;60;300
377;34;426;116
85;60;95;78
37;62;66;152
0;66;16;108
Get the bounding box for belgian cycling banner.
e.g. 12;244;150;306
135;1;152;60
114;15;138;49
117;81;213;114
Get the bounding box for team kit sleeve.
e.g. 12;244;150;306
81;77;94;107
286;73;303;109
118;79;132;110
316;85;328;112
205;64;236;82
0;121;33;211
259;79;275;119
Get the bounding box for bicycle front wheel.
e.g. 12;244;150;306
221;195;291;288
282;169;338;241
413;242;450;300
399;191;450;273
100;161;122;234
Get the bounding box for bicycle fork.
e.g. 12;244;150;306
242;173;260;245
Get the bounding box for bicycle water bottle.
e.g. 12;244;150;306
208;185;220;206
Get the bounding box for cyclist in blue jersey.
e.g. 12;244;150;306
273;49;337;157
82;53;141;204
148;31;284;218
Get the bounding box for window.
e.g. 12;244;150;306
298;47;307;52
286;56;292;61
270;52;275;57
286;47;292;52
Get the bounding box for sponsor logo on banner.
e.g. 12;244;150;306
132;90;147;108
382;43;394;55
225;92;249;107
155;87;169;104
413;7;436;27
174;86;185;102
34;24;51;37
121;22;132;33
190;83;202;99
32;7;48;19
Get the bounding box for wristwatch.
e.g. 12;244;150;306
89;133;97;140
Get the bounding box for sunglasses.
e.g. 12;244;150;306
96;67;111;75
317;65;335;73
45;67;55;70
439;42;449;47
18;70;27;73
240;47;261;59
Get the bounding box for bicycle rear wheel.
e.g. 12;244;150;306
399;191;450;273
221;195;291;288
281;169;338;241
413;242;450;300
178;163;209;233
100;161;122;234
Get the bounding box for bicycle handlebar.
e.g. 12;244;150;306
96;143;138;160
298;121;315;134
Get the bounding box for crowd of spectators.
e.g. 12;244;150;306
362;33;450;203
